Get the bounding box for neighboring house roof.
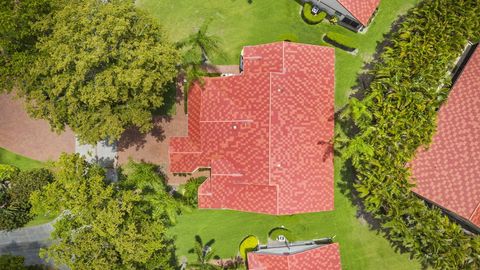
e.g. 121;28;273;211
337;0;381;26
411;45;480;228
169;42;335;215
247;242;341;270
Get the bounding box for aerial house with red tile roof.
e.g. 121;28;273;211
247;240;341;270
411;43;480;233
169;42;335;215
305;0;381;31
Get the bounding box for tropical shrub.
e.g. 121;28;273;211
182;176;207;207
0;167;51;230
9;169;52;210
239;235;259;260
30;154;178;270
0;164;19;181
340;0;480;268
302;3;326;24
324;32;356;52
0;254;25;270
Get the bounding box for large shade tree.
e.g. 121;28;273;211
30;154;178;270
0;0;55;91
20;0;179;144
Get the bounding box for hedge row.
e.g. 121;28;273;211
324;32;356;52
340;0;480;269
302;2;326;24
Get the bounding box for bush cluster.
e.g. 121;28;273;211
239;235;259;259
340;0;480;268
0;166;52;230
302;3;326;24
181;176;207;207
324;32;356;51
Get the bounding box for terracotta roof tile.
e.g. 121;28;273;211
247;243;341;270
338;0;380;26
411;46;480;228
169;42;335;215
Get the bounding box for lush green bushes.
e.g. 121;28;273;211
0;254;24;270
181;176;207;207
324;32;356;52
0;166;52;230
30;155;179;269
239;235;259;259
340;0;480;268
302;3;326;24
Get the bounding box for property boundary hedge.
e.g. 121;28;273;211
341;0;480;268
324;32;356;52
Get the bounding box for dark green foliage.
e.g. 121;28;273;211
324;32;356;51
0;0;55;92
302;3;326;24
339;0;480;268
121;161;182;225
178;19;224;113
9;169;52;210
182;176;207;207
0;254;25;270
13;0;179;144
30;154;178;270
0;167;51;230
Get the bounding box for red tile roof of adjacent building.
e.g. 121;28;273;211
338;0;381;26
411;45;480;228
169;42;335;215
247;242;341;270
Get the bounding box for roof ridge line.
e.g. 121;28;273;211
468;201;480;221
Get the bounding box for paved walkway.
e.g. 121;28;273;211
0;93;75;161
0;223;53;265
1;67;241;184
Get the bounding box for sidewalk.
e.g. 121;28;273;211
0;222;53;265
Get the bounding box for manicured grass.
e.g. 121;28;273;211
24;213;56;227
140;1;422;268
169;157;420;269
0;147;43;170
138;0;419;109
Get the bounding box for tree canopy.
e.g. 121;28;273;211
0;164;52;230
9;0;180;144
30;154;178;270
0;0;55;91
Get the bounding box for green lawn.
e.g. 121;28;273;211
139;1;422;268
170;157;420;269
138;0;419;109
0;147;43;170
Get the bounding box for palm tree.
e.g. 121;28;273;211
188;235;220;270
178;18;224;65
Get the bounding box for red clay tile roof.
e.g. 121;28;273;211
169;42;335;215
247;243;341;270
337;0;380;26
411;46;480;228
